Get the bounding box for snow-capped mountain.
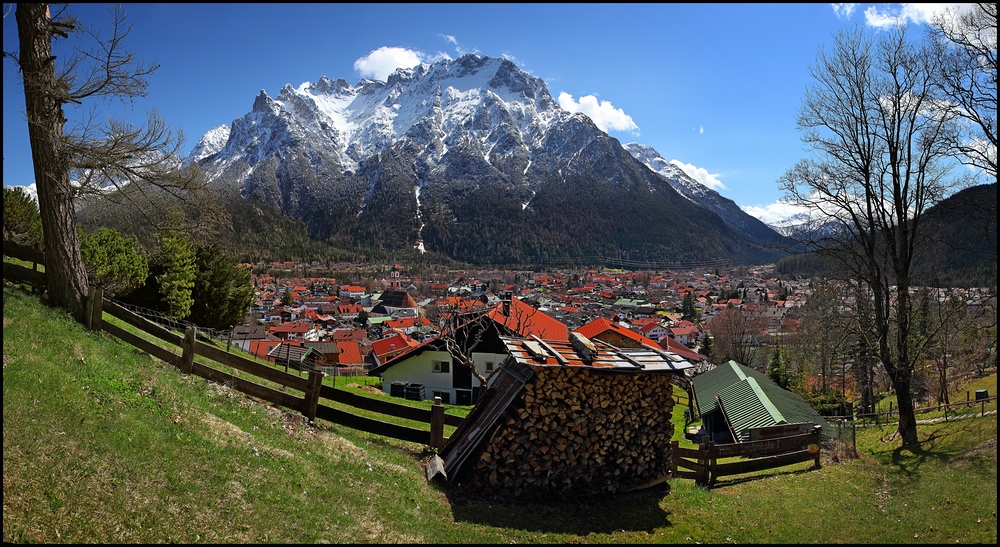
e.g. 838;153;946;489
622;143;784;245
186;54;785;267
767;212;822;238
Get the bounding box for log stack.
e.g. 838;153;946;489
463;365;676;501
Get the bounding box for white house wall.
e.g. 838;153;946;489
380;349;510;402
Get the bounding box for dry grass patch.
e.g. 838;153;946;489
199;411;295;459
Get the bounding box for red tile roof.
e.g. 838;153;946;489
335;340;365;365
372;333;419;358
574;317;660;347
487;297;568;341
658;336;703;362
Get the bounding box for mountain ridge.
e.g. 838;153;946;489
180;53;786;268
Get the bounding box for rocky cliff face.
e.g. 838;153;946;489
623;142;786;246
187;54;785;267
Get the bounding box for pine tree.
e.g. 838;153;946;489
156;232;196;319
79;227;149;298
187;244;255;330
3;186;44;246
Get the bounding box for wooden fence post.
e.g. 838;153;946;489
669;440;678;477
84;286;103;331
810;425;822;468
182;327;196;373
697;438;712;487
707;440;718;487
83;287;95;330
429;396;445;450
304;369;323;423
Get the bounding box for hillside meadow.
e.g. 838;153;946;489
3;284;997;543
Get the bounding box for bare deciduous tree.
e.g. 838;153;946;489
779;24;961;446
436;294;552;401
707;305;768;370
927;2;997;181
789;279;852;393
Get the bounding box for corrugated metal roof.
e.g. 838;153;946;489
500;335;694;372
717;377;786;436
693;360;833;440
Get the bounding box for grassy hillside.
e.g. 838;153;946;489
3;284;997;543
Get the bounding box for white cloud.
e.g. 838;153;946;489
436;34;476;56
669;160;726;192
862;3;964;28
354;47;424;81
831;3;857;19
833;4;975;29
741;201;810;225
502;52;525;66
698;125;704;135
557;92;639;134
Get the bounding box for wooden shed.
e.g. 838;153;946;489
428;333;694;501
692;360;833;444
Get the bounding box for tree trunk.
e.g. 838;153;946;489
893;367;919;446
894;279;919;446
17;4;89;321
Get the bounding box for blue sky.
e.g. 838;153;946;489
2;3;974;224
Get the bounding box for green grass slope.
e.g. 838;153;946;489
3;285;997;543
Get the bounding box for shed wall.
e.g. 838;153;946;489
462;366;676;501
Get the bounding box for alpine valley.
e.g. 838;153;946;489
174;54;790;268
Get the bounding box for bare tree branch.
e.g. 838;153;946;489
779;24;962;447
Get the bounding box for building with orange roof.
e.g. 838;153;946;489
574;317;659;349
367;296;564;405
486;296;568;342
269;321;318;341
335;340;365;366
371;332;420;363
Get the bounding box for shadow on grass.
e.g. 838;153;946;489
889;420;994;474
440;482;672;535
700;463;822;489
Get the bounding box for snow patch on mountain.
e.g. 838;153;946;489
189;54;570;180
622;142;710;203
185;124;231;165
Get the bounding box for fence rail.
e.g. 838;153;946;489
100;295;460;447
3;241;460;450
671;425;823;488
3;240;46;290
832;395;997;425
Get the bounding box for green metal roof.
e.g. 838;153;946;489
613;298;650;308
693;360;833;440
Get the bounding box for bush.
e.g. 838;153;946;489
799;390;851;416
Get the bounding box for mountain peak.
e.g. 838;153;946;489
252;90;277;113
185;54;784;267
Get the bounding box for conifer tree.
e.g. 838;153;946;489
79;226;149;298
156;231;196;319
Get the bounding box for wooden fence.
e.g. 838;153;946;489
671;425;823;488
2;240;46;290
2;240;462;449
850;395;997;424
92;294;463;448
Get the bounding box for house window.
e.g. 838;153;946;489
433;391;451;404
432;360;451;373
485;361;494;372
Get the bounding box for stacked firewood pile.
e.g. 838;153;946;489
463;366;677;501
